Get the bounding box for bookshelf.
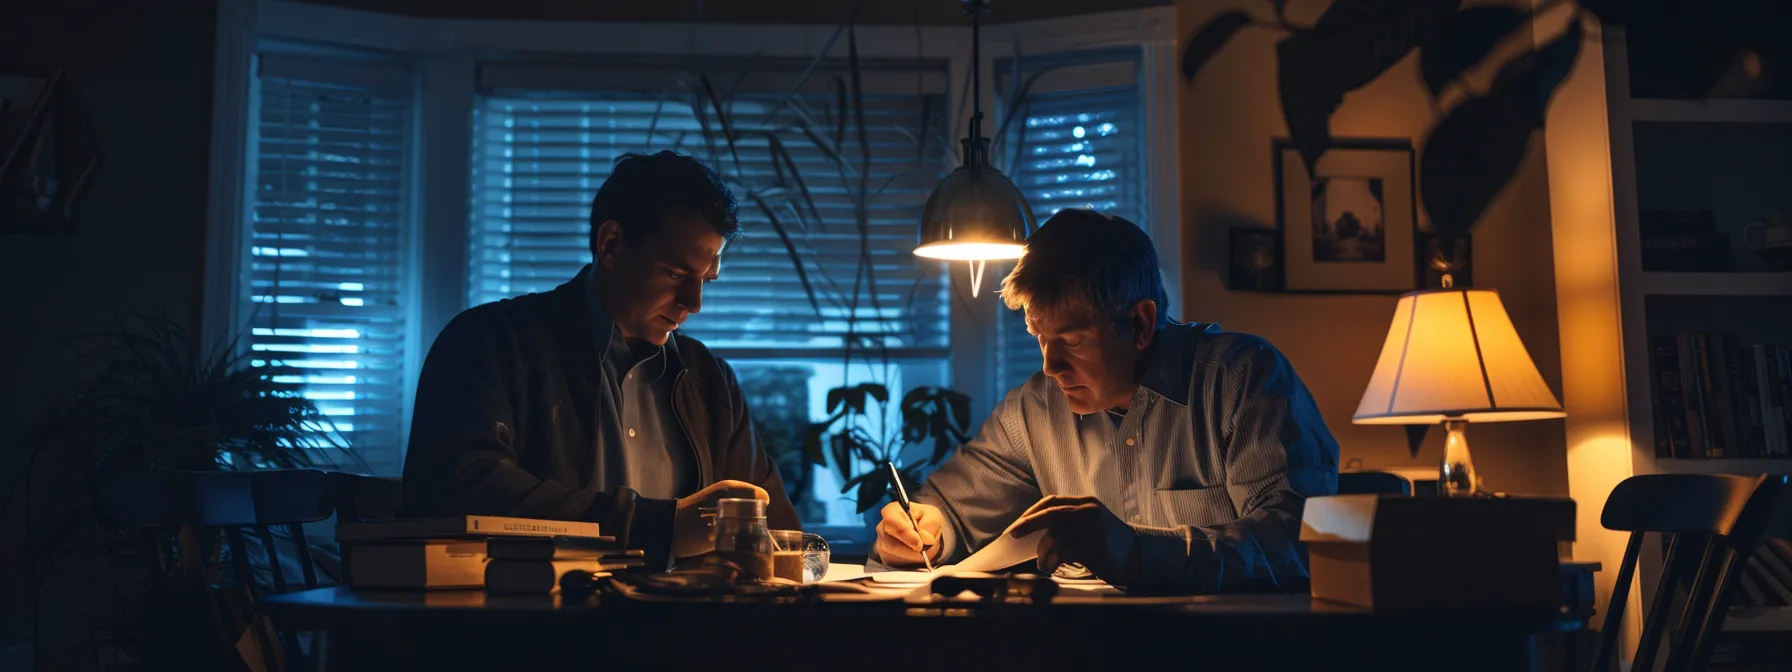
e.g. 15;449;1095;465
1606;27;1792;634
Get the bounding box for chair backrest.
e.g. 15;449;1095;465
1591;473;1791;672
97;469;336;594
1337;471;1413;496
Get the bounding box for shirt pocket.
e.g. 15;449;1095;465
1153;486;1237;527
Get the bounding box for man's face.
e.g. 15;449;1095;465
1028;300;1151;415
594;213;726;346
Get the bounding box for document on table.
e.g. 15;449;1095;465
869;517;1046;584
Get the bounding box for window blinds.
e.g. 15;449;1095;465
468;82;951;353
994;62;1148;395
247;54;415;474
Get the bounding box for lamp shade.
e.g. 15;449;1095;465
1353;288;1564;425
914;164;1035;261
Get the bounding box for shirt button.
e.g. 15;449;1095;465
628;428;637;438
1125;437;1137;447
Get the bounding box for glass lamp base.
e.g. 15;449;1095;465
1439;419;1479;497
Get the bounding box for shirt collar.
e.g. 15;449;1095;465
570;264;684;366
1135;320;1219;408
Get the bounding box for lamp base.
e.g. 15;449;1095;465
1439;419;1479;497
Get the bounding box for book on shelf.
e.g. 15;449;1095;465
346;540;489;589
484;557;647;594
338;515;602;542
485;535;635;561
1650;334;1792;459
1639;209;1733;272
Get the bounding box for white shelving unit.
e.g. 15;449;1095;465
1606;28;1792;633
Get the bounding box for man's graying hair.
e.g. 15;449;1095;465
1000;209;1169;332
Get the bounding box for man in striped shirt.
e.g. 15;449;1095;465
876;209;1339;592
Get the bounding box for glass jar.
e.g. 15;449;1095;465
711;497;774;581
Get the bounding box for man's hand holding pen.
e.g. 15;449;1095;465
875;501;946;568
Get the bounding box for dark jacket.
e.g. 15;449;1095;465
402;272;799;569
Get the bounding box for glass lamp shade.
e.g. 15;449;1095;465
914;164;1036;260
1353;288;1565;425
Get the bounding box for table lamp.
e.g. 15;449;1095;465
1353;287;1565;497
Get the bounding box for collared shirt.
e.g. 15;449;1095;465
587;269;696;500
915;321;1340;593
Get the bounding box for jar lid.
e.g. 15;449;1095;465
715;497;766;519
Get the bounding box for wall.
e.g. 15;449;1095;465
1176;0;1570;496
301;0;1174;25
0;0;218;654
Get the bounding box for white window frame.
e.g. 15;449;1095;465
201;0;1178;499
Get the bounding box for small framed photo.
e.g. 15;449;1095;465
1274;139;1417;293
1228;227;1282;292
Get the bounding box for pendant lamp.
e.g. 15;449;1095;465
915;0;1036;297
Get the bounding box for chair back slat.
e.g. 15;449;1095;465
1593;473;1792;672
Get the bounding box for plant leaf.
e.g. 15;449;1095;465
1311;0;1460;91
1182;10;1253;80
854;467;891;513
1420;17;1581;239
944;389;972;434
1491;17;1583;129
697;74;744;176
830;433;853;474
741;190;825;319
862;383;889;405
1275;34;1339;175
1419;6;1530;96
826;387;847;414
801;422;830;466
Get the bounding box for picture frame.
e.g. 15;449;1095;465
1228;227;1283;292
1273;139;1417;294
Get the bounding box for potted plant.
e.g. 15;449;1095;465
800;383;973;514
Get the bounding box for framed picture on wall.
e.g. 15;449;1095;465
1273;139;1417;293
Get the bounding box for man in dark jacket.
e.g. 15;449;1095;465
403;151;798;570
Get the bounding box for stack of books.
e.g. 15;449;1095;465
1647;333;1792;459
484;536;645;594
340;515;619;591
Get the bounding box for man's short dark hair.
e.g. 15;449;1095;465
1000;209;1169;331
589;151;740;254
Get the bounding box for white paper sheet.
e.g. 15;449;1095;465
869;518;1045;584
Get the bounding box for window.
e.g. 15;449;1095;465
244;53;417;475
466;63;952;526
993;52;1149;395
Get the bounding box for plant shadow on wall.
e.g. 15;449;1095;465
1182;0;1789;253
642;1;1064;517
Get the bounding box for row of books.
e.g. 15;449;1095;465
1648;334;1792;459
340;515;644;593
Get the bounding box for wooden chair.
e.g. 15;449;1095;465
96;469;337;672
1337;470;1413;496
1591;473;1792;672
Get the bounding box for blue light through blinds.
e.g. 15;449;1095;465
247;57;414;474
468;90;950;352
995;82;1146;395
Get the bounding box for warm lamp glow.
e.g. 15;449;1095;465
1354;288;1565;425
913;241;1027;261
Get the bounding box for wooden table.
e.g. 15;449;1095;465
264;586;1583;671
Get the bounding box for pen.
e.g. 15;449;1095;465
887;462;935;572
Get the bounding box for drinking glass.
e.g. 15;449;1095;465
769;530;831;584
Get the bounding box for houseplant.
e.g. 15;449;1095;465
2;310;360;667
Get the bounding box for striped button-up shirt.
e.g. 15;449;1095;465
915;321;1340;592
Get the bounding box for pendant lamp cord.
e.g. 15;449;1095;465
963;0;988;170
